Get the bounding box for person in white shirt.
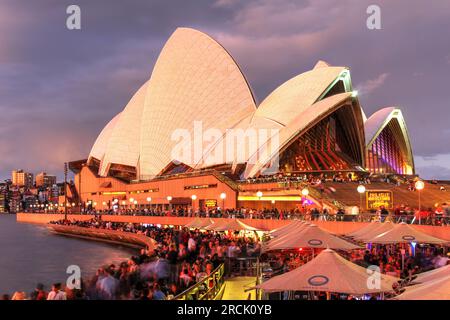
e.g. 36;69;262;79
188;235;196;252
98;270;119;300
47;283;67;300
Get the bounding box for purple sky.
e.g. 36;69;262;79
1;0;449;181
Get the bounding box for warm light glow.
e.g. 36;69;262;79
256;191;263;198
102;201;107;206
191;195;197;201
133;200;138;205
220;192;226;200
146;197;152;202
351;90;358;97
301;188;309;196
93;202;97;206
271;200;276;204
415;180;425;190
357;185;366;194
167;196;173;201
129;197;134;203
121;201;126;205
238;195;302;202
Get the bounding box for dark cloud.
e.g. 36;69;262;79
0;0;449;180
416;166;450;181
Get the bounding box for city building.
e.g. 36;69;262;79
0;183;9;213
35;172;57;188
67;28;416;211
11;170;34;188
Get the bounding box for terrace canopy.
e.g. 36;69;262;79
257;249;400;295
263;224;361;251
367;222;447;244
394;275;450;300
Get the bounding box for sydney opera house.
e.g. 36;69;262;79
67;28;415;211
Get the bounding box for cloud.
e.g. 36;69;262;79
213;0;241;8
356;73;389;96
416;165;450;180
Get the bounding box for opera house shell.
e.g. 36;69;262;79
87;27;414;182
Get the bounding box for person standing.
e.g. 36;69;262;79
30;283;47;300
47;283;67;300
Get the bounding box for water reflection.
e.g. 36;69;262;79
0;215;136;295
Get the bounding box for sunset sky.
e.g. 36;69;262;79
1;0;449;180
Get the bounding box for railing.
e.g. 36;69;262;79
173;263;225;300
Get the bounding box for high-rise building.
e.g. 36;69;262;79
11;170;34;188
0;183;8;213
35;172;57;188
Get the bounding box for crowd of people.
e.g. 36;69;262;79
2;218;261;300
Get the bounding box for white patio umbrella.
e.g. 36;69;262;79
257;249;400;295
203;219;226;231
346;221;381;238
413;264;450;284
263;224;361;251
393;274;450;300
184;217;214;229
208;219;260;232
355;221;395;242
265;222;310;248
270;220;305;238
367;222;448;244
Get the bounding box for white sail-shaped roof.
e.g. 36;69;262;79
364;107;415;173
138;27;257;178
98;81;148;176
88;112;121;163
253;66;346;126
88;27;257;178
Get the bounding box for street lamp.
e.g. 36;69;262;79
415;180;425;224
357;185;366;215
191;195;197;212
256;191;263;199
301;188;309;197
167;196;173;211
220;192;226;209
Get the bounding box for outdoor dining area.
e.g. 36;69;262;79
253;220;450;300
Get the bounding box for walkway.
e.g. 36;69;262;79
222;276;257;300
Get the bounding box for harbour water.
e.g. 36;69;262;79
0;214;136;295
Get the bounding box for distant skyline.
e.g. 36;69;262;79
1;0;449;180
